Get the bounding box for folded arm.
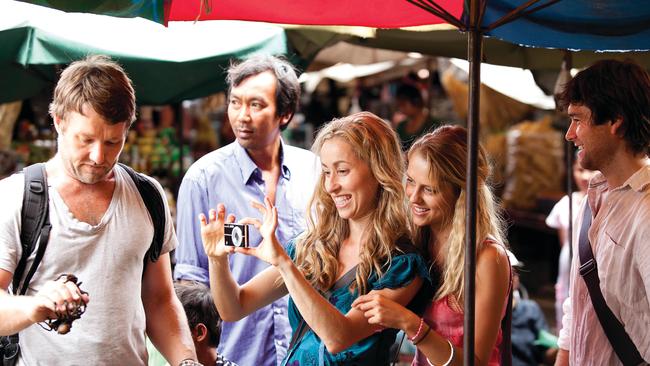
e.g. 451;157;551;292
355;244;510;366
277;255;422;354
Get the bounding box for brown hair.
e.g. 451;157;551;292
557;59;650;156
49;55;136;127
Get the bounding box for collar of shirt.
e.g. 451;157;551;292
587;172;608;215
232;139;292;185
626;163;650;192
587;164;650;213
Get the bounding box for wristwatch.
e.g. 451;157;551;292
178;359;202;366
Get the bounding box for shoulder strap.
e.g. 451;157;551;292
118;163;165;265
578;203;645;366
14;163;51;296
328;265;358;295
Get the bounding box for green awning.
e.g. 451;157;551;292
1;1;288;104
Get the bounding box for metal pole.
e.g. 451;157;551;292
174;102;186;196
464;0;482;365
563;51;574;264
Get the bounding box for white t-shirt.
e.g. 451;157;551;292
0;165;176;366
545;192;584;236
545;192;585;328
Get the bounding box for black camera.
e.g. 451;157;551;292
1;335;19;366
224;223;250;248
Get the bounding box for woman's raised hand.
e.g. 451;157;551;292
199;203;236;259
237;196;288;266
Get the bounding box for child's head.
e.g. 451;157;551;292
572;154;597;193
174;281;222;348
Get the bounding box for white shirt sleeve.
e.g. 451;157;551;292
546;195;569;230
557;296;572;350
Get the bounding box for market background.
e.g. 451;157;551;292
2;1;650;364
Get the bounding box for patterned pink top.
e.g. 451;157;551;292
412;295;503;365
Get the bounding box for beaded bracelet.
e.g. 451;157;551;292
426;339;454;366
412;324;431;345
408;317;425;342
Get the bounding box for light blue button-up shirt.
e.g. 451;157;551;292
174;140;319;366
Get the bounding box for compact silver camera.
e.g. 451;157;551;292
224;223;250;248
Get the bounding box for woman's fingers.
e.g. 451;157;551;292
251;200;265;214
216;203;225;221
251;197;275;214
199;204;234;227
351;294;369;307
234;247;256;256
239;217;262;229
264;196;274;210
199;209;218;226
352;293;380;308
271;207;278;227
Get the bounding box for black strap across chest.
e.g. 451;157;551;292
578;203;644;365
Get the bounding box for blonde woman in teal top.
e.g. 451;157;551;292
199;112;429;365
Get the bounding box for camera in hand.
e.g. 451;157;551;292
224;223;250;248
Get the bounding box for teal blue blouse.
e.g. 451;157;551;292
282;239;429;366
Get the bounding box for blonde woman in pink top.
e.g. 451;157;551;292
353;125;511;366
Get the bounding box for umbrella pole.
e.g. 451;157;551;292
563;50;575;265
464;0;483;365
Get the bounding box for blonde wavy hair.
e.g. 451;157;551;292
295;112;410;294
408;125;506;303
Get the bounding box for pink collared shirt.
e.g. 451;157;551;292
557;164;650;365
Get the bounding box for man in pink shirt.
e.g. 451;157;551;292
555;59;650;365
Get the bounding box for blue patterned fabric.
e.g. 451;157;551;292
282;239;429;366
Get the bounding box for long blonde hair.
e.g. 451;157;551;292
408;125;506;303
295;112;410;294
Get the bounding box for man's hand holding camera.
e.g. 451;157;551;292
28;275;89;327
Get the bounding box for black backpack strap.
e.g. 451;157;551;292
118;163;165;265
578;203;645;366
13;163;50;295
3;164;51;361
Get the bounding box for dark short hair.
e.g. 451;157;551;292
174;281;221;347
49;55;136;127
395;84;424;109
557;59;650;156
226;54;300;130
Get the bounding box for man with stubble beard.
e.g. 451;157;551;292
555;59;650;366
